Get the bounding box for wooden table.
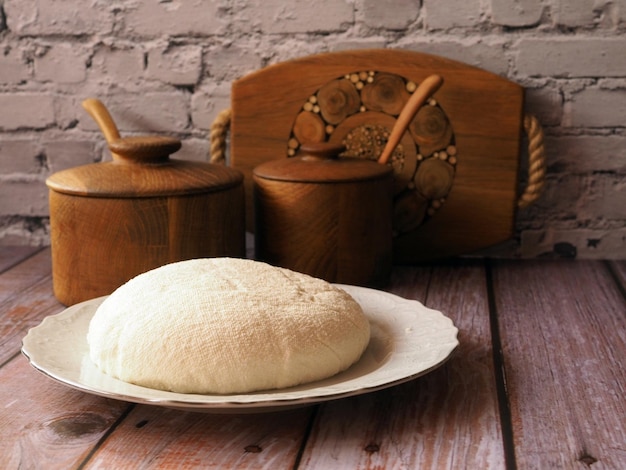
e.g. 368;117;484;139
1;246;624;469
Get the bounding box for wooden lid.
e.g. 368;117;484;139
46;137;243;198
253;142;392;183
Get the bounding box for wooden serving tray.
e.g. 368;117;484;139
230;49;526;263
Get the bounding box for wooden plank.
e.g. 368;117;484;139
0;245;40;274
491;260;626;469
299;260;506;469
82;405;315;468
0;354;129;469
0;248;52;305
608;260;626;294
0;250;61;365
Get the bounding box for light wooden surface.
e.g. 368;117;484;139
1;247;625;469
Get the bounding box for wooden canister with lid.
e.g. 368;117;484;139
253;142;393;287
46;99;245;305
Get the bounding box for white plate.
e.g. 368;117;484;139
22;285;458;413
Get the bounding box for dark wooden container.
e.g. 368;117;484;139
253;143;393;287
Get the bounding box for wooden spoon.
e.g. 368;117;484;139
377;74;444;165
82;98;122;145
82;98;180;163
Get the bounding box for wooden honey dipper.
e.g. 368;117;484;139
377;74;444;166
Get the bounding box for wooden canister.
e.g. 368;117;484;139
253;142;393;287
46;135;245;306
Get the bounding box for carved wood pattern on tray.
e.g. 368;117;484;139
287;71;457;236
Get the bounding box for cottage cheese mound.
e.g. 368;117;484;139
87;258;370;394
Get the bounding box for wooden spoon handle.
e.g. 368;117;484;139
377;74;444;165
82;98;121;145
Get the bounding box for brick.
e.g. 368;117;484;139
552;0;597;27
173;138;210;162
528;175;582;220
34;43;87;84
330;38;389;52
191;83;231;131
577;175;626;221
0;94;55;130
0;49;30;84
246;0;354;33
423;0;481;30
582;0;626;28
618;0;626;24
516;38;626;77
53;95;86;131
361;0;419;30
568;87;626;127
0;140;42;174
0;180;48;216
122;0;224;37
4;0;113;36
146;45;202;86
78;93;189;134
524;86;563;127
401;39;510;76
0;217;50;246
490;0;544;27
90;46;145;83
45;140;97;173
205;44;263;82
259;39;320;63
544;135;626;174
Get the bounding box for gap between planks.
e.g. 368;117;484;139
485;259;517;470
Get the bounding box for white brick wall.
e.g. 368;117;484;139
0;0;624;259
491;0;545;27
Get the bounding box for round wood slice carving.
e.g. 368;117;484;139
287;71;457;236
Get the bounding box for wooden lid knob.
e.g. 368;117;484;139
299;142;346;161
108;136;182;163
82;98;181;163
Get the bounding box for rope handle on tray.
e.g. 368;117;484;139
210;108;231;164
518;113;546;209
209;108;547;208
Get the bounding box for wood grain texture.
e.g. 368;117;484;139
298;261;506;469
377;74;443;166
49;183;245;305
609;260;626;292
0;246;128;468
46;159;242;198
491;260;626;469
46;138;246;306
0;355;129;469
231;49;524;261
409;104;453;157
0;245;40;274
0;247;50;304
0;249;59;364
317;77;361;124
83;405;315;469
253;165;393;287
